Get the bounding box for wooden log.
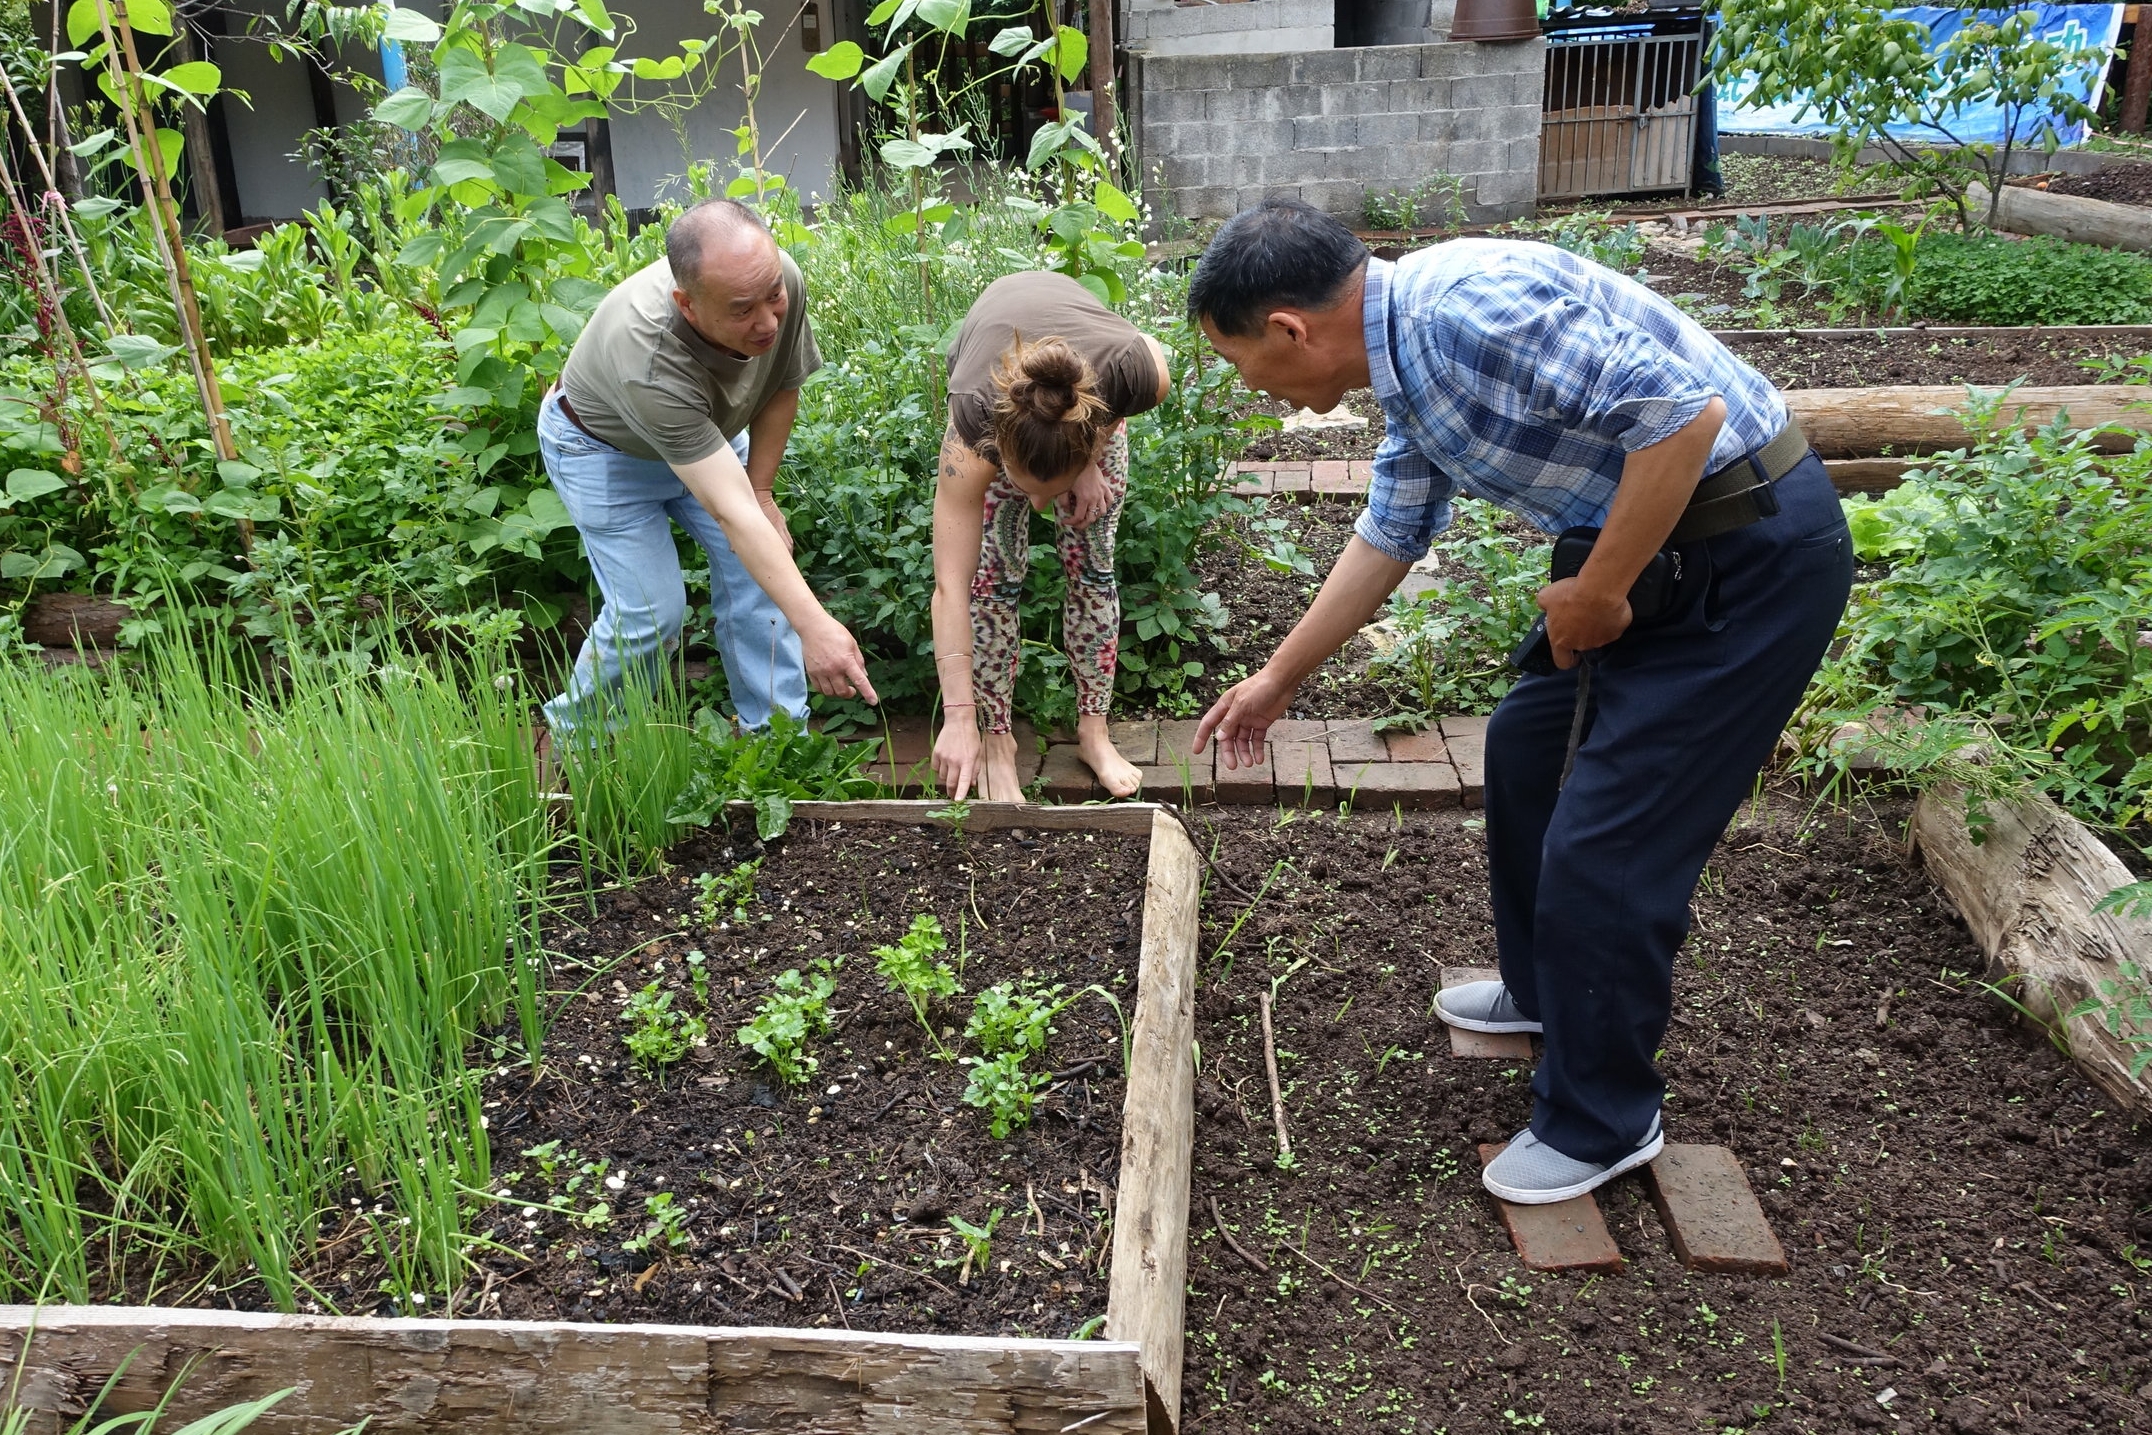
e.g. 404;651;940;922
1911;785;2152;1115
1712;323;2152;344
20;593;129;649
1825;457;1915;494
0;1310;1148;1433
1784;385;2152;459
1968;181;2152;254
1103;810;1201;1433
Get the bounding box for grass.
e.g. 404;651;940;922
0;637;623;1310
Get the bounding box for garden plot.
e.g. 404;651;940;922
2;802;1201;1433
1175;803;2152;1435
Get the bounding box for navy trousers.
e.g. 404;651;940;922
1484;453;1854;1165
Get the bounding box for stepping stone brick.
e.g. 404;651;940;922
1325;719;1387;766
1348;460;1376;491
1353;760;1460;810
1273;465;1311;495
1108;719;1160;766
1212;746;1274;805
1039;744;1099;803
1440;966;1534;1060
1440;715;1489;809
1136;763;1212;805
1381;725;1450;763
1267;718;1331;743
1272;740;1335;807
1478;1144;1626;1274
1643;1144;1790;1276
1310;460;1352;494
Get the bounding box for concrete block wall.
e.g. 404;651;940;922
1123;0;1334;59
1134;40;1546;225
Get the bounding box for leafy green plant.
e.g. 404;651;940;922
1713;2;2109;230
622;1191;691;1253
961;1050;1047;1138
736;957;839;1084
620;981;708;1072
685;948;710;1006
874;913;959;1053
1854;231;2152;326
667;708;883;838
946;1206;1002;1283
965;980;1068;1060
1367;500;1548;717
1507;210;1645;274
693;859;762;924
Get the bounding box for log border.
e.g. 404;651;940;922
1;800;1203;1435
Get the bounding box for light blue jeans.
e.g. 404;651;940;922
537;391;807;734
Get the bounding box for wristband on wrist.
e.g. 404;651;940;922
944;701;976;710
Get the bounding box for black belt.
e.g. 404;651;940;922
1666;416;1811;545
555;390;605;444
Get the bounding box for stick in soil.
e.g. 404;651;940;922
1283;1242;1398;1314
1209;1196;1270;1275
833;1243;958;1296
1820;1333;1900;1365
1259;990;1292;1164
827;1273;849;1329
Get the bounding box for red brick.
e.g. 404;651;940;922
1310;460;1351;493
1271;740;1335;807
1441;715;1488;808
1643;1145;1790;1276
1230;474;1271;496
1325;719;1387;765
1347;459;1376;491
1381;724;1450;763
1272;465;1311;495
1136;763;1212;805
1441;966;1534;1059
1267;718;1329;743
1212;746;1274;805
1108;719;1160;766
1156;719;1214;772
1039;743;1099;803
1353;761;1460;810
1478;1145;1626;1273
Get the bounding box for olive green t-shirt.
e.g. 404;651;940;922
945;270;1162;451
558;253;821;466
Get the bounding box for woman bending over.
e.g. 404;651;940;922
929;271;1171;801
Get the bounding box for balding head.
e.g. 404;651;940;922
666;199;790;359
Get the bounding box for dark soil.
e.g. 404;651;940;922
2039;161;2152;210
1177;799;2152;1434
1714;329;2122;389
458;819;1151;1337
1240;389;1385;464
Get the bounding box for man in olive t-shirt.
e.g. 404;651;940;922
538;198;876;738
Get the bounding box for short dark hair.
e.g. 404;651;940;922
666;198;766;291
1187;198;1370;338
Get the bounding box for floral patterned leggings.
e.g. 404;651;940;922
969;422;1128;735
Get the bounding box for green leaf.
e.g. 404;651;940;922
1092;180;1138;224
861;42;912;102
490;135;549;196
381;8;441;43
374;85;436;129
879;137;935;169
5;469;67;503
1;544;82;580
630;55;688;80
438;42;551;123
753;791;794;841
805;40;864;81
573;0;614;33
215;460;262;488
1074;272;1112;307
1053;25;1088;85
864;0;902;23
524;486;572;532
160;60;221;96
1025;117;1076;171
916;0;969;33
105;334;177;370
987;24;1033;57
395;231;446;269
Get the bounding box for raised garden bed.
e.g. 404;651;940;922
1;801;1203;1433
1171;800;2152;1434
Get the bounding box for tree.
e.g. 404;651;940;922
1711;2;2112;231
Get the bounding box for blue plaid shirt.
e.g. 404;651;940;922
1355;240;1788;563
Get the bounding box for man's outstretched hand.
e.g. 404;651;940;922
1194;669;1293;770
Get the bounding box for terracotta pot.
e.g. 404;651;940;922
1448;0;1540;42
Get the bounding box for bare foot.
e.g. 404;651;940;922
1075;716;1143;799
980;730;1027;803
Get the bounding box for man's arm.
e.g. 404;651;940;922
1537;396;1726;667
1194;537;1410;769
670;441;877;703
744;387;801;552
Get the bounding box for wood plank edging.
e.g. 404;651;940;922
1103;811;1202;1433
0;1309;1148;1433
1910;784;2152;1117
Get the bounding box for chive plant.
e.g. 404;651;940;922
0;638;570;1308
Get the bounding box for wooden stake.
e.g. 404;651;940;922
1259;990;1291;1164
94;0;248;549
1087;0;1117;172
2124;13;2152;134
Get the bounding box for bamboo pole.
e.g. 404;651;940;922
91;0;248;548
1087;0;1117;174
0;61;124;336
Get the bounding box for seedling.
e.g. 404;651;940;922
623;1192;691;1253
737;958;840;1085
942;1207;1002;1285
966;980;1069;1059
693;859;761;925
685;948;710;1006
620;982;708;1074
961;1050;1049;1138
875;913;959;1054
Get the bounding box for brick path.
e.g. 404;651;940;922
857;713;1485;809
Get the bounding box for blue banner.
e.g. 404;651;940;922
1716;4;2125;147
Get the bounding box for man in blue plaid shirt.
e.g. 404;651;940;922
1191;199;1852;1205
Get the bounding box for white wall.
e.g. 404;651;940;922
606;5;844;209
211;0;383;221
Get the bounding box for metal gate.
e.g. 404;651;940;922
1539;27;1702;200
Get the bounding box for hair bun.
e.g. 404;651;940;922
1011;345;1087;421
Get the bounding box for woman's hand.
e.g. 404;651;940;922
933;709;983;802
1058;459;1111;529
